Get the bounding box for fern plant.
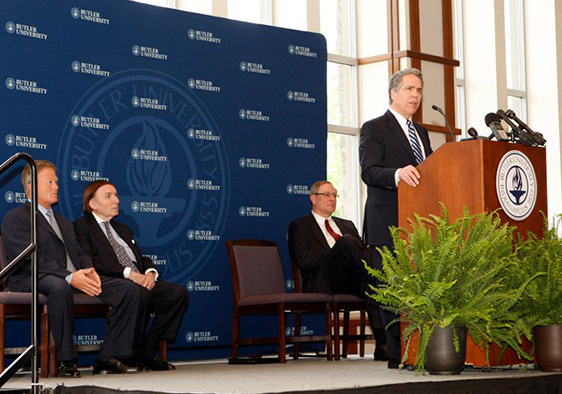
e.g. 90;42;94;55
366;204;533;372
516;214;562;330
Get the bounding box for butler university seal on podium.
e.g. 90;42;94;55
496;150;537;221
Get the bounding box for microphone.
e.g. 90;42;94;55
484;112;509;141
505;109;546;146
496;109;535;146
467;127;478;138
431;105;456;142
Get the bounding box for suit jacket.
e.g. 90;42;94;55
2;203;93;291
74;213;155;278
359;110;433;247
288;213;361;293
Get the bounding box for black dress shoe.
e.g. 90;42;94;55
387;359;400;369
58;361;81;378
93;358;140;374
141;356;176;371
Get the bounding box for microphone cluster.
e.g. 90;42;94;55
483;109;546;147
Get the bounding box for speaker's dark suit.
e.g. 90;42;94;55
359;110;433;250
359;109;433;362
2;203;141;361
74;213;189;358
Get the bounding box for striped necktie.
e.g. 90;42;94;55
103;222;139;272
407;120;424;164
45;210;76;272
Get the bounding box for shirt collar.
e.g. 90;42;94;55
311;210;332;225
388;106;411;129
37;204;49;216
91;211;106;225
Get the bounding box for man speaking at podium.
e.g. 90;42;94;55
359;68;433;368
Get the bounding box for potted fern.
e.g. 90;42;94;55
516;214;562;372
366;205;531;374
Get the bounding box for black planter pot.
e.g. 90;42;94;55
425;326;467;375
533;324;562;372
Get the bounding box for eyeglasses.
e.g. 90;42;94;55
313;192;339;198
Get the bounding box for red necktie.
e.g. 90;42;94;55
325;219;341;242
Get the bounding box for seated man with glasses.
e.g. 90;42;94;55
288;180;387;360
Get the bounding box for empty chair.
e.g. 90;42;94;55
226;239;333;363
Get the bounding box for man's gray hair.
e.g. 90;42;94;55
309;180;333;195
388;68;424;104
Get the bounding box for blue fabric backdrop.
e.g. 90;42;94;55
0;0;327;360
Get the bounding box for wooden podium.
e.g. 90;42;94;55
398;139;547;366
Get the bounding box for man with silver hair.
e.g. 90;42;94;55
288;180;387;361
359;68;433;368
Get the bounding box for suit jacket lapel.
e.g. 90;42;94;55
385;110;417;163
333;217;352;236
86;213;120;266
307;214;330;250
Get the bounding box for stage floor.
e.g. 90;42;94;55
2;357;561;394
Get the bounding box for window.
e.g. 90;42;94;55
322;1;360;226
133;0;172;8
504;0;527;120
228;0;269;24
273;0;306;30
453;0;466;134
320;0;353;57
176;0;213;14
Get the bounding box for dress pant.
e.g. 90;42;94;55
14;274;141;361
318;235;386;345
134;280;189;360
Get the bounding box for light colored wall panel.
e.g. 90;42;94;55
357;0;389;57
420;60;445;126
419;0;444;56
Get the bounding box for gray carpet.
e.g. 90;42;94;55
2;357;555;394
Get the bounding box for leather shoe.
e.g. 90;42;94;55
387;359;400;369
141;356;176;371
58;361;81;378
93;358;140;374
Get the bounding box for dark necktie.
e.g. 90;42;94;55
103;222;138;272
407;119;424;164
45;210;76;272
325;219;341;242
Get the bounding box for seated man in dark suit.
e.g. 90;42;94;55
74;180;189;371
288;180;387;360
2;160;141;377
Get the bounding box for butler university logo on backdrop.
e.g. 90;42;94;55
495;150;537;221
58;69;229;283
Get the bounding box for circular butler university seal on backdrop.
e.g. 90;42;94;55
58;69;230;283
495;150;537;221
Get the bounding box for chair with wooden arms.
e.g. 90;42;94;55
226;239;333;363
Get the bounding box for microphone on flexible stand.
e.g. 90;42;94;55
484;112;510;141
431;105;456;142
504;109;546;146
496;109;536;146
